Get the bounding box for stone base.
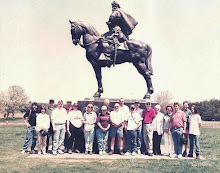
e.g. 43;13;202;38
77;98;157;111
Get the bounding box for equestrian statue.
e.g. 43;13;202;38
70;1;154;99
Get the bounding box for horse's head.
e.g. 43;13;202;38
69;20;83;46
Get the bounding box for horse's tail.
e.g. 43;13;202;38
146;45;153;75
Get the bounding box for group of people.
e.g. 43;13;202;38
21;98;201;159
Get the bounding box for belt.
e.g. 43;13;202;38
173;127;182;129
144;122;152;124
55;123;65;125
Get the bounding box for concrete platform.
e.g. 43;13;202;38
27;151;204;160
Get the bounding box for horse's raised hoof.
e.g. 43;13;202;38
148;87;154;94
143;93;151;99
98;87;104;93
93;91;101;98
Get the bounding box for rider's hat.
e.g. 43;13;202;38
111;1;120;8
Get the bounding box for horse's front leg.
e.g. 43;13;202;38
92;64;103;98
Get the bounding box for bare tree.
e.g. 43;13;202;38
154;91;173;113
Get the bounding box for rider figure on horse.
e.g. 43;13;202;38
99;1;138;61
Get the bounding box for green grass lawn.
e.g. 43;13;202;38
0;117;23;123
0;126;219;173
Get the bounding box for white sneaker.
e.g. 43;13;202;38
132;152;136;156
137;149;141;154
52;151;57;155
103;151;107;155
178;155;182;159
42;151;46;155
125;152;131;156
164;153;169;156
21;150;26;154
170;154;177;158
58;150;64;154
99;151;103;156
38;151;41;155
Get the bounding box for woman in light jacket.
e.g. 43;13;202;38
163;105;174;156
83;103;97;155
152;105;164;155
36;105;50;155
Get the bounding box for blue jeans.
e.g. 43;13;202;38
127;130;137;153
172;128;183;155
189;134;200;155
84;128;95;151
136;127;142;150
96;128;109;151
53;124;66;151
23;126;37;151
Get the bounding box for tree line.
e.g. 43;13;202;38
154;91;220;121
0;87;219;121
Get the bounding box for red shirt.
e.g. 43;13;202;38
169;110;186;129
65;107;73;114
143;108;156;123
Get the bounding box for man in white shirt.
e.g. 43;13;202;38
119;98;129;152
109;103;125;155
134;101;143;154
125;105;142;156
51;100;69;155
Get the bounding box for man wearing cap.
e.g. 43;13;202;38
96;105;111;155
64;101;73;152
65;101;73;113
182;101;192;157
134;101;143;154
46;99;56;153
109;103;125;155
124;105;143;156
143;99;156;156
66;103;84;154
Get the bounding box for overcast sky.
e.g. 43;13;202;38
1;0;220;104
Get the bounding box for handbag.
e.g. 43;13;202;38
84;124;93;131
40;129;48;136
180;133;188;144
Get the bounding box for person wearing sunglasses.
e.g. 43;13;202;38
83;103;97;155
143;99;156;156
124;105;142;156
82;97;99;114
109;103;125;155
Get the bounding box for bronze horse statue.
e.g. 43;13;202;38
70;20;154;99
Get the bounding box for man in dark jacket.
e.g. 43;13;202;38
21;102;38;154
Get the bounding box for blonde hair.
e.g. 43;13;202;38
154;104;161;111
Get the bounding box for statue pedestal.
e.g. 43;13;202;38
77;98;157;112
